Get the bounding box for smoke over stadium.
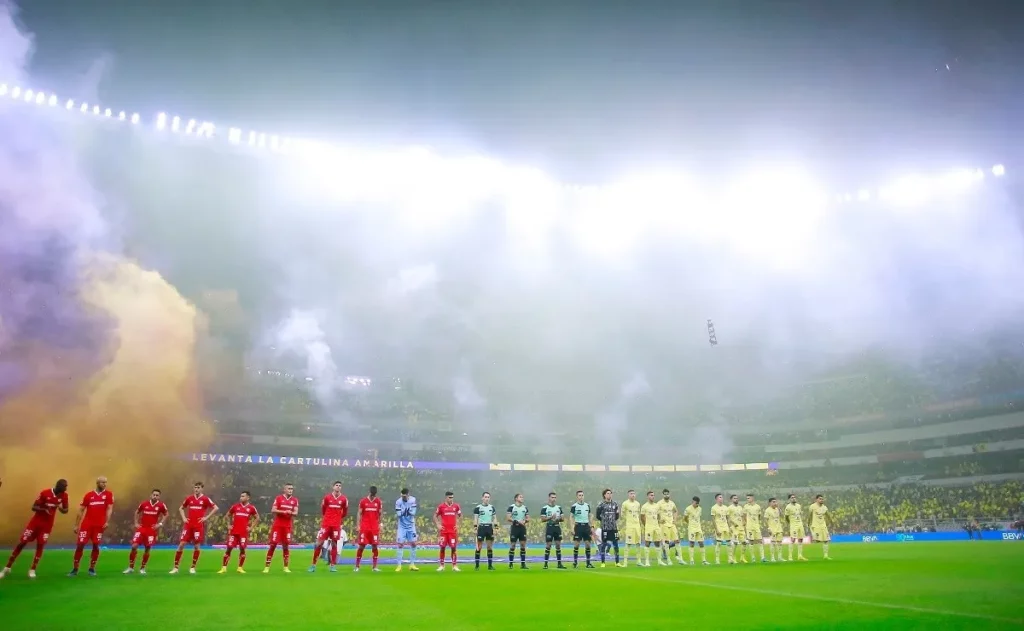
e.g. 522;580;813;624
0;3;211;540
1;0;1023;625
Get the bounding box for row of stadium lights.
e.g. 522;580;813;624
1;81;1008;202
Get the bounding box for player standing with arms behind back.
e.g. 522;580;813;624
784;493;807;561
172;482;218;574
264;483;299;573
506;493;529;569
809;494;832;560
540;492;566;569
124;489;168;574
763;497;783;562
743;494;766;563
69;476;114;576
394;487;419;571
595;489;621;567
1;478;68;579
434;491;462;571
220;491;259;574
682;496;710;566
710;494;729;565
355;485;383;572
311;481;348;572
620;490;642;567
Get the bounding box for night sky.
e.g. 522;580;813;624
17;0;1024;184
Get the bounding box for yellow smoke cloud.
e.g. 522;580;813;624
0;255;213;541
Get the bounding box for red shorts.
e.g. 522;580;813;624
269;527;292;545
131;527;157;547
317;526;342;542
226;533;249;548
20;523;52;545
76;526;104;545
358;529;380;546
439;530;458;547
179;524;205;544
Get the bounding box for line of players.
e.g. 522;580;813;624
0;477;832;579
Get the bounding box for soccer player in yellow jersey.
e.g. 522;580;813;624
809;494;832;560
784;493;808;561
658;489;683;564
762;497;784;562
620;490;642;567
726;495;746;564
640;491;661;567
710;493;730;565
743;494;766;563
682;496;710;566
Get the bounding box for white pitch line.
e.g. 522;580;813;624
590;571;1024;625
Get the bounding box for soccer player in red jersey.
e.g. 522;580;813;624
264;483;299;573
171;481;219;574
69;476;114;576
0;479;69;579
434;491;462;572
354;485;382;572
124;489;168;575
310;481;348;573
220;491;259;574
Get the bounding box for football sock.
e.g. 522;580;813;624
474;550;481;568
173;549;183;568
330;545;338;565
689;547;695;563
265;544;277;567
520;546;526;563
281;544;290;568
409;546;417;564
238;547;246;568
758;543;765;560
371;545;379;567
31;541;45;570
6;542;25;568
73;544;85;570
486;549;493;567
543;548;550;563
222;549;231;567
89;545;100;570
191;548;200;569
584;547;590;563
508;548;515;564
356;544;366;568
396;547;404;565
823;543;830;557
438;545;445;565
612;541;620;563
129;548;139;568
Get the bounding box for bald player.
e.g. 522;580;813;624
69;476;114;576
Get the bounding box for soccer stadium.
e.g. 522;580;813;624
2;3;1024;630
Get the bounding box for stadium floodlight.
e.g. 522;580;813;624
118;111;126;121
156;112;167;129
171;116;181;132
228;127;241;144
0;83;8;95
992;164;1006;177
104;108;112;117
23;89;33;102
65;99;74;109
11;86;20;98
857;188;871;201
47;94;57;106
80;102;88;113
131;113;140;124
185;118;196;134
92;105;100;115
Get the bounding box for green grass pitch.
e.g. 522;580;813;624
1;543;1022;630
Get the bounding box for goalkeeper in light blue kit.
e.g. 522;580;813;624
395;488;419;571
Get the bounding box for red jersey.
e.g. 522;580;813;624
435;502;462;531
321;493;348;528
228;502;259;534
29;488;69;528
80;489;115;528
272;495;299;528
136;500;169;528
181;494;216;526
358;496;383;531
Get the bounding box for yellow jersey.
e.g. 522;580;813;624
657;499;678;526
683;504;703;532
742;502;762;528
711;504;729;530
621;499;642;528
726;504;745;528
809;503;828;527
784;502;804;526
764;506;783;531
640;502;661;527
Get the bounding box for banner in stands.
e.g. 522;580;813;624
837;531;1022;543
